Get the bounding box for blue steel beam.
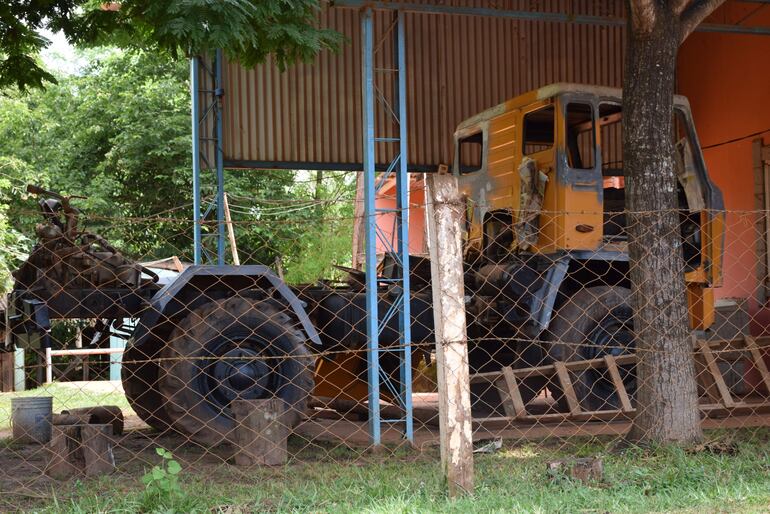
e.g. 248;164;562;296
361;7;381;446
191;51;227;265
361;7;414;446
333;0;770;36
215;49;226;266
191;57;202;265
395;9;413;443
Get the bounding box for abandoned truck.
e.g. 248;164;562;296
6;83;724;444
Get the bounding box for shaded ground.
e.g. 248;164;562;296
2;384;770;512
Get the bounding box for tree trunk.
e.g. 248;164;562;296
623;9;703;444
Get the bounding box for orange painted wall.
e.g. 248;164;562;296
375;178;427;256
677;4;770;314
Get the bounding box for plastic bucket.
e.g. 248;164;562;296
11;397;53;444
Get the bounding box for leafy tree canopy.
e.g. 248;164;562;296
1;0;342;91
0;49;355;288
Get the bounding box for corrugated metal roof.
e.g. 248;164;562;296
220;0;626;170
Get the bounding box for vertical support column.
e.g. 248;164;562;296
215;49;226;266
361;6;381;446
190;56;202;265
191;51;226;265
109;320;127;382
426;173;474;497
395;10;413;443
14;347;25;391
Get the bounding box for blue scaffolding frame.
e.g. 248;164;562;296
190;9;416;446
361;8;413;445
191;51;226;265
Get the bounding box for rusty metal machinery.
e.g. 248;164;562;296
5;84;727;446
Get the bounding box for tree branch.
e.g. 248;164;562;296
680;0;726;42
671;0;692;16
627;0;658;34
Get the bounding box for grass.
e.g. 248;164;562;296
22;428;770;513
0;382;133;433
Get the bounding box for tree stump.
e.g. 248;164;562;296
46;425;85;480
45;424;115;479
81;424;115;476
231;399;288;467
546;457;604;484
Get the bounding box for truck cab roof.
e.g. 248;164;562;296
455;82;692;134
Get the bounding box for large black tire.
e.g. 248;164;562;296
548;286;636;411
158;297;314;446
123;342;172;431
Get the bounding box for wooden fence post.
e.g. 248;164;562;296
425;172;474;497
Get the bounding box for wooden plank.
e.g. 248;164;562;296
603;355;633;413
0;353;14;392
313;397;439;427
296;413;770;449
476;410;630;425
494;377;517;419
762;144;770;163
470;354;636;381
223;192;240;265
698;339;736;408
694;352;722;403
553;361;581;415
426;173;474;497
49;348;124;357
746;336;770;396
500;366;527;419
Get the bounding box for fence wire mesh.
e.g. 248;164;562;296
1;175;770;510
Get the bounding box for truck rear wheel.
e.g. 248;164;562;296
158;296;314;446
548;286;636;411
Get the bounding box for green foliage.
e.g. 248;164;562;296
75;0;344;70
1;0;342;92
0;49;195;259
225;170;357;283
141;447;184;511
0;48;356;285
0;1;81;90
0;158;31;291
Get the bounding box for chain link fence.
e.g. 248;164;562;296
1;179;770;510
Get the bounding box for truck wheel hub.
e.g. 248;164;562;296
204;342;277;407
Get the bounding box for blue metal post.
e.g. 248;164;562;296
362;7;381;446
191;57;202;265
215;49;226;266
109;325;126;382
395;9;413;443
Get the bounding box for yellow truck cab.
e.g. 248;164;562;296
453;83;724;332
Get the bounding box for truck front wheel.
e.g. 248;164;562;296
158;296;314;446
548;286;636;411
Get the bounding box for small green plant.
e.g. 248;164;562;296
141;448;183;507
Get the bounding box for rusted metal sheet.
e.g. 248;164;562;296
220;0;625;170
